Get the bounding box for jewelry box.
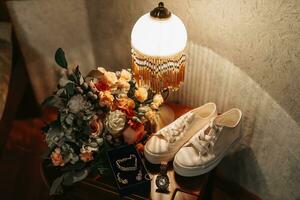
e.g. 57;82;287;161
106;145;151;195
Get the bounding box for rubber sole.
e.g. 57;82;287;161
144;146;176;164
173;136;241;177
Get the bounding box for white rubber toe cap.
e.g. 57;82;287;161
145;136;169;154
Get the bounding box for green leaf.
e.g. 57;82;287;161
56;88;65;96
74;66;83;85
49;175;64;196
55;48;68;69
132;116;142;123
61;161;85;172
68;66;82;85
65;82;76;97
63;168;90;186
144;98;153;104
127;80;136;98
41;95;64;108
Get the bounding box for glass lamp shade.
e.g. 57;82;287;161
131;7;187;93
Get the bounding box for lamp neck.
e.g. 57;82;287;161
150;2;171;19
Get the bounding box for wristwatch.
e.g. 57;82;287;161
155;164;170;193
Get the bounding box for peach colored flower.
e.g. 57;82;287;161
80;152;94;162
145;110;157;123
99;91;114;108
97;67;106;74
119;69;132;81
79;145;97;162
117;97;135;111
123;125;146;144
89;119;103;138
153;94;164;105
150;94;164;109
93;68;117;91
116;79;130;93
150;103;159;110
134;87;148;102
51;148;65;166
103;71;117;87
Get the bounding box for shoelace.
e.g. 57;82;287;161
159;112;194;143
190;118;223;156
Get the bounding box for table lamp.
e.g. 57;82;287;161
131;4;187;191
131;2;187;94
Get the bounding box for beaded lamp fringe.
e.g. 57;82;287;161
131;48;186;93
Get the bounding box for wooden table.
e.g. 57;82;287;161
41;103;213;200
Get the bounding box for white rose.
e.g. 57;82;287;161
105;110;126;137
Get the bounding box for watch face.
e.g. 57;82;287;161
156;175;170;190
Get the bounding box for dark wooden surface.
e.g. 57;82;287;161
41;161;210;200
0;103;261;200
41;104;211;200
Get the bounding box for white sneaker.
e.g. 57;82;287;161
173;108;242;177
144;103;217;164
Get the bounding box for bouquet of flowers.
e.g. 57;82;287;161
42;48;164;195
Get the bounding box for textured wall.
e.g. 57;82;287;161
167;1;300;199
171;43;300;199
7;0;96;102
7;0;300;199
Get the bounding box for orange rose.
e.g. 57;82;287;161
89;119;103;137
51;148;65;166
117;97;135;117
117;97;135;110
99;91;114;108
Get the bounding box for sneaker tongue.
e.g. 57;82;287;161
159;112;195;143
188;120;223;155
